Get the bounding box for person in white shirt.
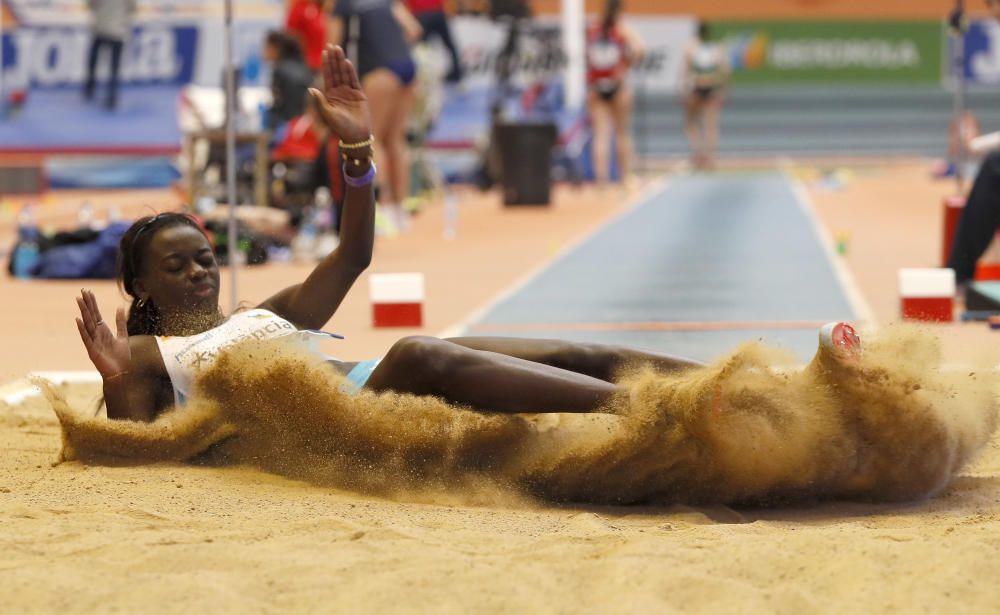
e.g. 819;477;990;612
83;0;137;110
681;21;729;170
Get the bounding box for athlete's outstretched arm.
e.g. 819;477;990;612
258;45;375;330
75;289;161;421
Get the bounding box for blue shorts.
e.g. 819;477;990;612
344;358;381;391
385;58;417;86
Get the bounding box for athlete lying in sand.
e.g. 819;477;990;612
61;41;992;505
74;44;862;423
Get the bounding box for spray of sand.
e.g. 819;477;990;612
40;325;998;506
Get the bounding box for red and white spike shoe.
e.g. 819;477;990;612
819;322;862;363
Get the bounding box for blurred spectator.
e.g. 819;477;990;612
490;0;531;115
946;0;1000;286
948;150;1000;286
270;95;339;220
329;0;422;233
286;0;330;73
83;0;137;110
586;0;643;186
406;0;464;83
263;31;314;131
681;21;729;170
272;109;323;165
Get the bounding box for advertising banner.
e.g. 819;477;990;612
450;15;695;95
2;25;198;88
715;21;943;85
2;2;699;93
0;0;282;89
960;18;1000;86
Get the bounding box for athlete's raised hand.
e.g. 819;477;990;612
309;44;372;145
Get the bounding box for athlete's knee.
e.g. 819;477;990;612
381;336;457;388
548;341;607;375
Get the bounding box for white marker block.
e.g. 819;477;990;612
369;273;425;328
899;268;955;322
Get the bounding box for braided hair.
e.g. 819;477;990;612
117;213;209;336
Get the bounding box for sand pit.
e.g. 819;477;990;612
4;168;1000;612
4;356;1000;613
3;323;999;613
41;326;1000;506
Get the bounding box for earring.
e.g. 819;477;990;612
136;297;147;308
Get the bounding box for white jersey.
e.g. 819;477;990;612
88;0;137;40
154;308;341;406
690;42;722;73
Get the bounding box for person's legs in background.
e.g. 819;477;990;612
588;92;612;186
105;38;125;110
362;68;414;234
701;94;723;170
493;17;521;111
417;10;465;83
385;78;416;230
83;35;105;102
948;150;1000;285
610;86;634;187
683;96;705;169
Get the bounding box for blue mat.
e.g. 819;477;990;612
46;156;180;189
0;85;182;152
466;174;856;362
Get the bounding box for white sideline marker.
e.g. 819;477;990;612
1;371;102;406
369;272;425;328
899;268;955;322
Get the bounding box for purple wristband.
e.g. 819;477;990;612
343;161;377;188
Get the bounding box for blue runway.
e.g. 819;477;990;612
0;86;182;153
466;173;857;363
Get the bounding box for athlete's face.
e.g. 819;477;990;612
134;225;221;316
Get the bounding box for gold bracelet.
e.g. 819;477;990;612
104;371;129;382
340;135;375;150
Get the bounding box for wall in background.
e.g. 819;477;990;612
531;0;978;20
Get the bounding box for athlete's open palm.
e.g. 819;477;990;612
309;44;371;145
75;289;130;378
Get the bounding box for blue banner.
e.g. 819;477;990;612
962;19;1000;86
2;25;198;89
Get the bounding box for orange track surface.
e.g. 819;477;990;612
0;183;638;382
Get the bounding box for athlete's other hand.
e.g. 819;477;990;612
75;289;131;380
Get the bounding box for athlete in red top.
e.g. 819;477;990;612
286;0;330;72
406;0;443;11
585;0;643;188
586;20;629;99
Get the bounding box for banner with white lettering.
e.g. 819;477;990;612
0;0;281;89
2;4;697;93
715;20;944;85
449;15;695;94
